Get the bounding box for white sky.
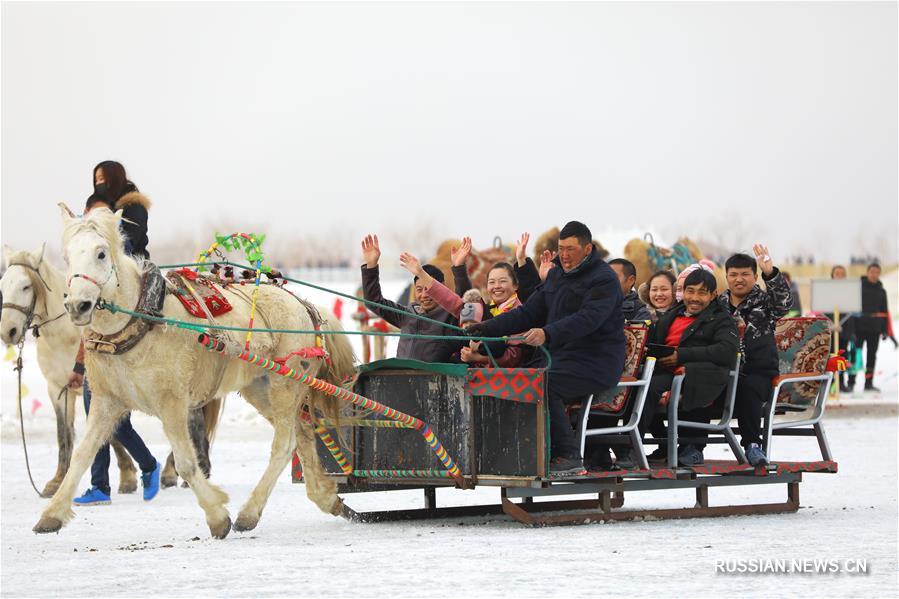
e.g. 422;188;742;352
2;1;897;265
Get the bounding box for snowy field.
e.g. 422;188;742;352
1;282;897;598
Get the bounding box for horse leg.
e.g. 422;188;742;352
158;405;231;539
291;408;343;518
111;438;138;494
178;407;211;488
34;398;125;533
234;419;299;531
161;451;178;488
41;385;72;497
189;407;211;478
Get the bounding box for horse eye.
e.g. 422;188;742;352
98;251;106;260
23;285;30;291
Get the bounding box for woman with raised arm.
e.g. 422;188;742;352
400;238;538;367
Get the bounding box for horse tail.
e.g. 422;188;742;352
203;397;225;447
305;310;357;448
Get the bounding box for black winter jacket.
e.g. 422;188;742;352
651;301;740;411
478;246;625;388
857;277;889;336
115;191;151;260
622;289;652;322
718;268;792;375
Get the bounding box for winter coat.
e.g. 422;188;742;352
85;189;151;260
115;192;151;260
787;281;803;315
361;265;461;362
425;279;524;367
651;301;740;411
856;277;889;336
478;246;625;388
622;289;652;322
717;268;792;375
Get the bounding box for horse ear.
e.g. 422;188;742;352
58;203;76;221
31;243;46;265
2;244;11;268
114;209;124;222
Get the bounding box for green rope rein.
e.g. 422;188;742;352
105;260;553;368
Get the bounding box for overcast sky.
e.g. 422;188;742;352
2;1;897;265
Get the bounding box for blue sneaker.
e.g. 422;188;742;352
677;445;704;467
142;461;161;501
73;487;111;506
746;444;769;467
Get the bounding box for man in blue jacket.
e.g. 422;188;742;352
467;221;625;475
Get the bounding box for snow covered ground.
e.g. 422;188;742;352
1;285;897;598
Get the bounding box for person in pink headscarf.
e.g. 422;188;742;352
675;260;717;302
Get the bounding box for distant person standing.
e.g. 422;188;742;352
829;265;856;393
849;263;894;392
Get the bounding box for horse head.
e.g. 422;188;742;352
59;203;126;327
0;244;45;345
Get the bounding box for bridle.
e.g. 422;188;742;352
67;265;117;291
2;261;63;337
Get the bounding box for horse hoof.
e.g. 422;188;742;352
209;516;232;540
232;514;258;532
119;480;138;494
160;475;178;489
33;516;63;534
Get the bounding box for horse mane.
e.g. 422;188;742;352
62;208;149;275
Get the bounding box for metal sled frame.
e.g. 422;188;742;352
336;460;837;526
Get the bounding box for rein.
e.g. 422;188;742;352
13;338;67;498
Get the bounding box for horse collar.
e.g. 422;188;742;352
84;264;167;355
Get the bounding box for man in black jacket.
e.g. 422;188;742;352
467;221;625;476
609;258;652;322
719;246;792;466
638;268;739;467
850;263;893;392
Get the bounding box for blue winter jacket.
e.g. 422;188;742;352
478;246;626;388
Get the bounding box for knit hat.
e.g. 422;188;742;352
459;302;484;326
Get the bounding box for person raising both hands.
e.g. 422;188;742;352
359;234;460;363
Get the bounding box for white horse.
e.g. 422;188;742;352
1;245;138;496
35;205;355;538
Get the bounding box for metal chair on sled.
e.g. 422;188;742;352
662;354;746;469
762;317;835;462
575;322;656;471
